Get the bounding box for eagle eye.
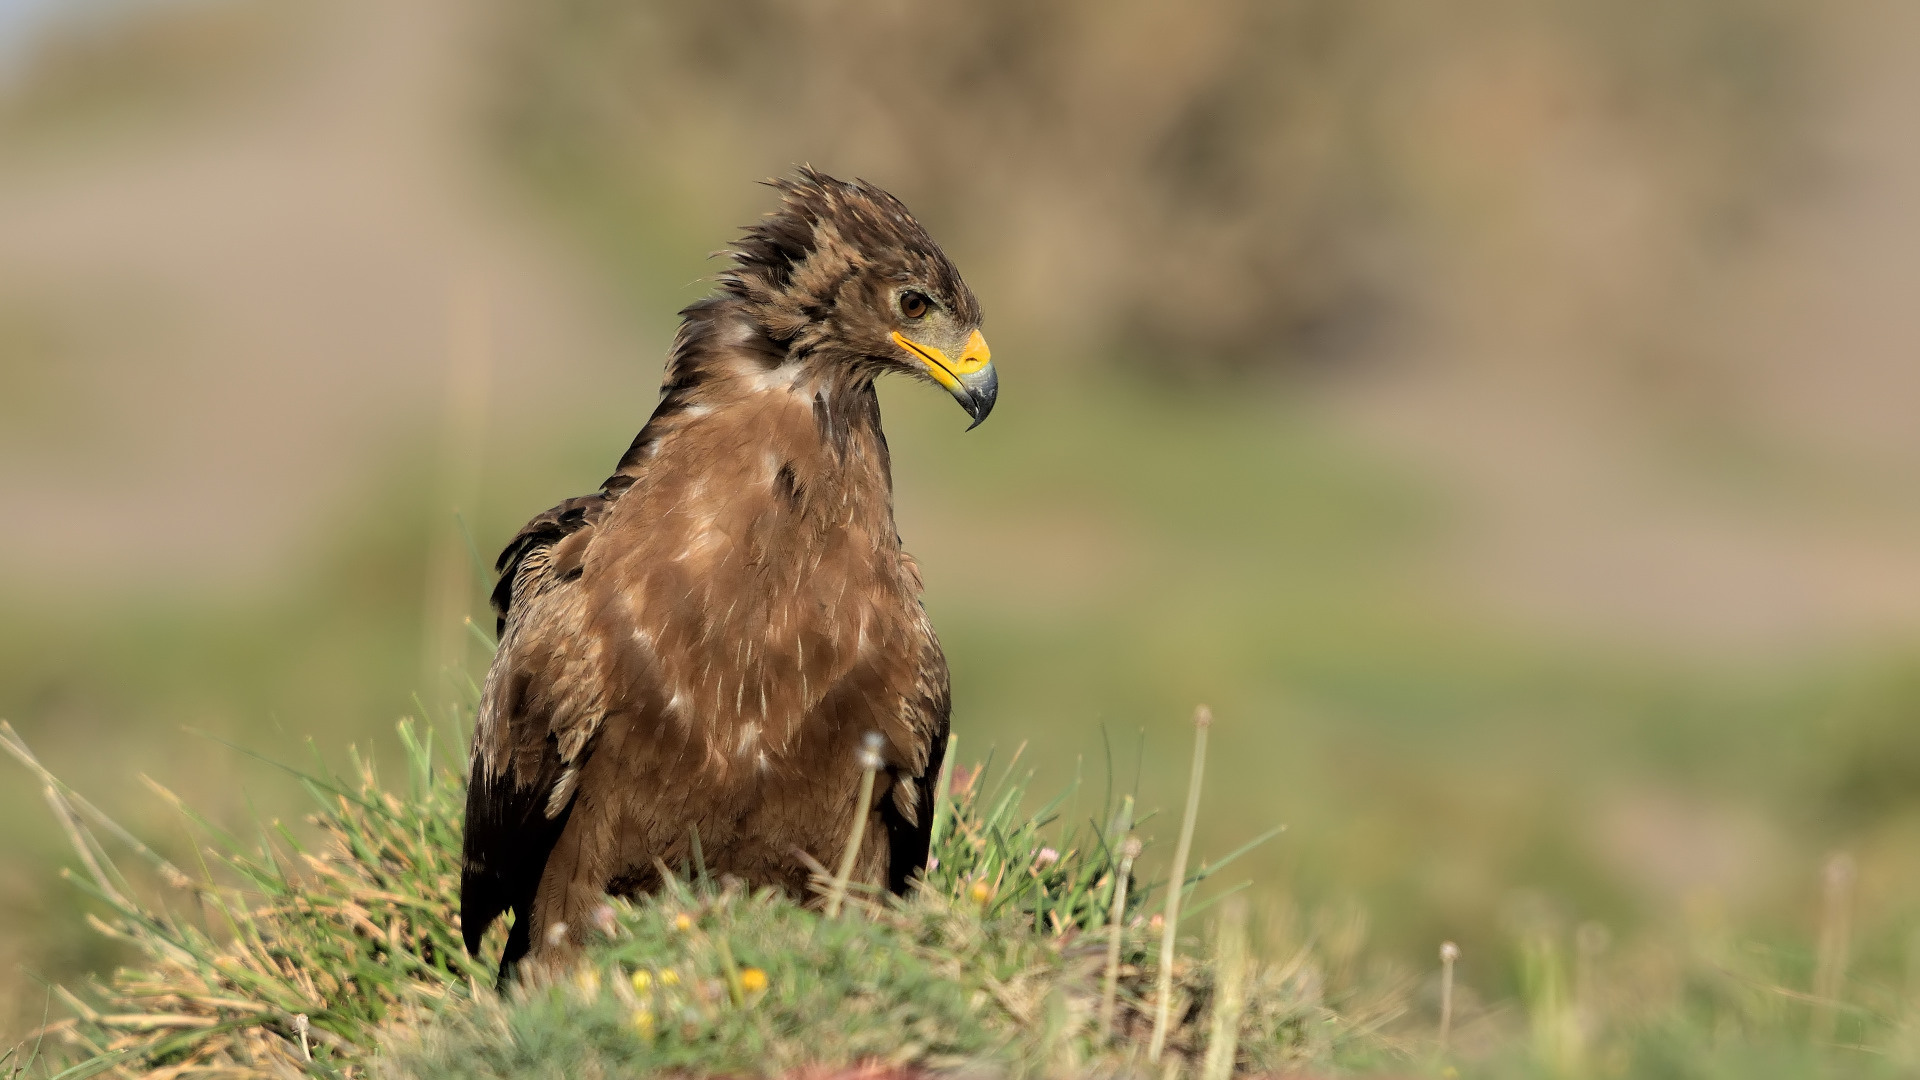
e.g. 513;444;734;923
899;291;931;320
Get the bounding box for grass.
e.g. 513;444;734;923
0;719;490;1077
371;866;1383;1080
1;709;1383;1079
4;703;1920;1077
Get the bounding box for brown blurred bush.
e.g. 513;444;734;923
488;0;1804;378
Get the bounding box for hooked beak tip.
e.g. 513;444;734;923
960;366;997;430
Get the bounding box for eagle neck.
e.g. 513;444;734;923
604;299;895;526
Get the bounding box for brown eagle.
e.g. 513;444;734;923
461;170;995;979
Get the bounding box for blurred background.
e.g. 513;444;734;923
3;0;1919;1045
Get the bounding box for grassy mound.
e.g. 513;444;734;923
13;711;1916;1079
373;876;1364;1080
0;719;1384;1079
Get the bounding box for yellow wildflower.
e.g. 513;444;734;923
659;968;681;986
631;1009;655;1037
673;912;694;932
739;967;769;993
969;880;993;904
630;969;652;993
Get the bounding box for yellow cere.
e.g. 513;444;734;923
739;967;769;993
954;329;991;374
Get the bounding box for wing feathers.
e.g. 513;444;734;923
464;493;618;962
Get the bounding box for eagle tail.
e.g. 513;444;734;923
460;766;575;984
882;720;949;894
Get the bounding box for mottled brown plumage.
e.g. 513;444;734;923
461;170;996;980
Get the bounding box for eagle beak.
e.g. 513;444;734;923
891;329;997;429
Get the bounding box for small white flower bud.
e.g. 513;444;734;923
857;731;885;771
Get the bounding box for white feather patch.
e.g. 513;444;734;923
546;767;579;818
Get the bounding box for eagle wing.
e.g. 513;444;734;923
876;551;952;894
882;634;950;893
461;493;615;963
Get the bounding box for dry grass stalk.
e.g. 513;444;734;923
1438;940;1459;1054
1150;705;1212;1063
1201;896;1250;1080
826;733;885;919
1099;829;1142;1041
1811;851;1855;1043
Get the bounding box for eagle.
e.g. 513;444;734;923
460;169;996;979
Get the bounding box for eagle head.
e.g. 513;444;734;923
721;168;996;428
